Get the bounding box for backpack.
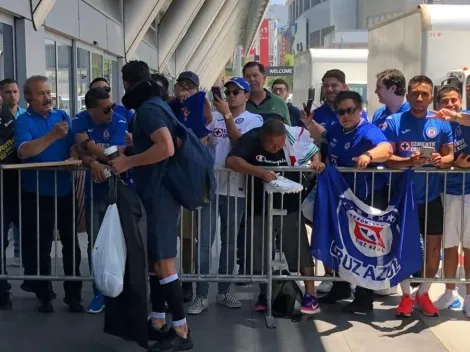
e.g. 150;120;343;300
146;98;216;210
271;269;303;321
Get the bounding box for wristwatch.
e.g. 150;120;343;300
223;112;233;120
363;152;373;161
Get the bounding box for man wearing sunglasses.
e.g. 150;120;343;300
186;77;263;315
72;87;127;314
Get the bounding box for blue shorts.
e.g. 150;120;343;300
141;187;181;262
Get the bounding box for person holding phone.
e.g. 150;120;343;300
301;90;393;314
383;75;454;318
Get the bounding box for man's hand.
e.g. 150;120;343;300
125;131;133;147
430;109;462;122
109;154;131;174
454;153;470;168
431;152;442;167
49;122;69;140
213;96;231;116
90;161;108;183
352;154;372;169
259;169;277;182
311;160;325;173
300;105;314;127
409;152;427;168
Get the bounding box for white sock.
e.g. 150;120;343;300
400;282;411;296
418;282;432;295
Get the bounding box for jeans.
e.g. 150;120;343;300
196;195;245;297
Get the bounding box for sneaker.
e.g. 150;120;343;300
317;279;333;294
11;256;20;267
463;296;470;318
187;296;209;315
255;294;267;312
87;294;105;313
0;294;12;311
148;328;193;351
148;320;170;342
38;299;54;313
434;290;461;310
416;292;439;317
265;175;304;194
300;293;321;315
396;295;414;317
216;292;241;309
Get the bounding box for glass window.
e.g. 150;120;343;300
0;23;14;80
57;43;73;116
77;48;90;111
45;39;57;108
92;53;103;80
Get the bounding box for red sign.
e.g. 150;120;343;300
259;19;270;67
241;47;257;56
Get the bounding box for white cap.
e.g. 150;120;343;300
104;145;118;156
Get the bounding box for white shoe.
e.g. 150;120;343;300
317;280;333;294
216;292;241;309
463;296;470;318
187;296;209;315
374;286;398;296
11;256;20;267
434;289;461;310
265;175;303;194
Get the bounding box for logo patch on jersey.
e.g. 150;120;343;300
182;107;190;120
235;118;244;124
426;127;437;138
399;142;411;152
380;122;387;131
456;125;462;137
344;142;350;150
213;128;227;138
103;129;110;140
330;138;337;147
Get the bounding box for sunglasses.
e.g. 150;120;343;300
224;89;242;96
103;103;116;114
336;107;357;116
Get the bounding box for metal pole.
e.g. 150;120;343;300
265;192;275;329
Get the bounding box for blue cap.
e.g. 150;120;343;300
177;71;200;86
224;77;250;93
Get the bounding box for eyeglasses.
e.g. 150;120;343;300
103;86;111;93
224;89;242;96
103;103;116;114
336;107;358;116
177;80;197;90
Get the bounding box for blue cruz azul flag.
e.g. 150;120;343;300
312;166;422;290
179;91;210;139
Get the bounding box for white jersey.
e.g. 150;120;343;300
207;110;263;197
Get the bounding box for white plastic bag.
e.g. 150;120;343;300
92;204;126;298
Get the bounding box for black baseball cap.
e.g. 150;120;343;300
177;71;200;86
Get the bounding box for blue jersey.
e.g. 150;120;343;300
325;120;389;201
383;111;453;204
113;104;134;122
72;110;128;200
372;101;410;130
314;103;368;131
443;115;470;195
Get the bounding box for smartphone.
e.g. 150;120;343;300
211;86;222;100
305;99;314;114
420;147;434;159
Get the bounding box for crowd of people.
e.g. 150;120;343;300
0;60;469;351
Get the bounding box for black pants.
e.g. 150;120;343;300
0;194;19;298
21;192;82;301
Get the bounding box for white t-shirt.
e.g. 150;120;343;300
207;110;264;197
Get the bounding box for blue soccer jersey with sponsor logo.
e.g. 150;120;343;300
325;120;389;200
372;101;410;130
383;111;453;204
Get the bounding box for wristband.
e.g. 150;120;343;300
363;152;373;161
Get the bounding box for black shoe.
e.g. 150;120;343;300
148;328;193;351
38;299;54;313
182;283;193;303
318;288;351;304
342;300;373;315
0;294;12;311
66;299;84;313
148;320;170;341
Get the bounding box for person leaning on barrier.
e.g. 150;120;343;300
430;85;470;318
186;77;263;315
14;75;83;314
72;87;128;314
225;118;321;315
109;61;193;351
383;75;454;318
301;90;393;314
0;104;20;310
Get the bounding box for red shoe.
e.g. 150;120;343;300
396;294;414;317
416;292;439;317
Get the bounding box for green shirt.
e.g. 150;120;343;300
246;89;291;125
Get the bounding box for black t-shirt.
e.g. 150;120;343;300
227;128;301;215
0;106;19;201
